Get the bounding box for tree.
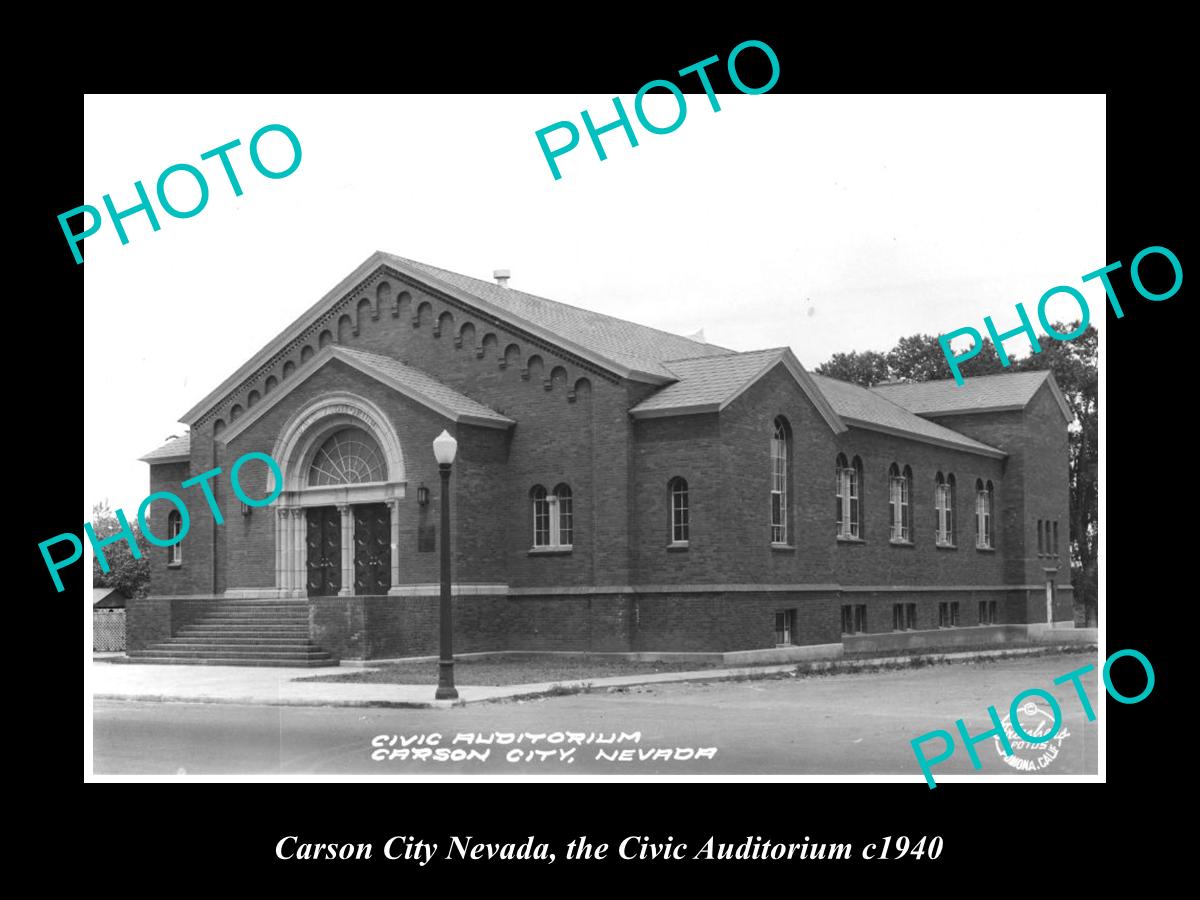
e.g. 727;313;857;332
813;350;890;386
814;322;1099;623
91;500;153;598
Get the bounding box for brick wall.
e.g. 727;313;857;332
145;460;192;595
926;380;1073;598
137;269;1073;654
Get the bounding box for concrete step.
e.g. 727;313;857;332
201;602;307;609
175;638;314;643
189;619;307;624
198;607;309;615
150;642;323;652
169;635;318;645
129;648;333;660
196;607;309;615
122;656;337;668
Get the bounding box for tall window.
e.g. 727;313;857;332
770;417;789;544
976;479;994;549
836;453;863;539
979;599;997;625
889;463;912;542
532;484;573;548
669;477;689;543
938;601;960;628
167;510;183;566
532;486;550;547
935;472;956;546
1037;519;1045;555
1052;521;1059;556
555;484;573;546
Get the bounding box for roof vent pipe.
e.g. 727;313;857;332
493;268;511;288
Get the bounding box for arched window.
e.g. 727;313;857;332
771;417;790;544
669;477;689;544
889;463;912;543
975;478;994;549
935;473;957;547
836;453;863;539
555;484;573;546
531;484;574;549
307;427;387;486
531;486;550;547
167;510;183;566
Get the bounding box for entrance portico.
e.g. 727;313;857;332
226;392;407;598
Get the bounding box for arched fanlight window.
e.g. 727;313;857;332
307;427;387;486
668;476;689;544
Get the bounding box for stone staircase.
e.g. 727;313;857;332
125;600;338;667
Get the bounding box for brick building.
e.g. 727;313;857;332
129;252;1074;664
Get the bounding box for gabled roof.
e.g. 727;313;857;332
809;375;1006;458
181;252;729;425
870;370;1072;423
629;348;847;434
386;254;732;378
139;433;190;463
93;587;128;608
217;345;514;446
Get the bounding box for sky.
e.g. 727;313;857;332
83;93;1105;516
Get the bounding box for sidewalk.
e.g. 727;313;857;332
91;644;1091;710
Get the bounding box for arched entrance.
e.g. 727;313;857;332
271;393;407;597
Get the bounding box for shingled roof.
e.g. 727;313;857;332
871;370;1071;422
630;348;846;433
810;375;1005;457
181;252;729;425
335;347;514;428
139;433;190;463
385;254;731;379
211;345;514;449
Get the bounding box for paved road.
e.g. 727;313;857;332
93;652;1100;778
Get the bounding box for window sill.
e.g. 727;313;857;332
836;535;865;544
975;546;996;553
935;542;957;551
528;546;573;556
666;541;690;552
167;563;183;569
770;543;795;553
888;539;915;548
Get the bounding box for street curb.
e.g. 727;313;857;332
93;693;463;710
93;644;1096;710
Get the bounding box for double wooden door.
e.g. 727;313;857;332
305;504;392;596
306;507;341;596
354;503;391;595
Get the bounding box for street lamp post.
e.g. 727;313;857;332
432;429;459;700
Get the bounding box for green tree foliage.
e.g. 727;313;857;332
813;350;891;386
814;323;1099;620
91;500;153;598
